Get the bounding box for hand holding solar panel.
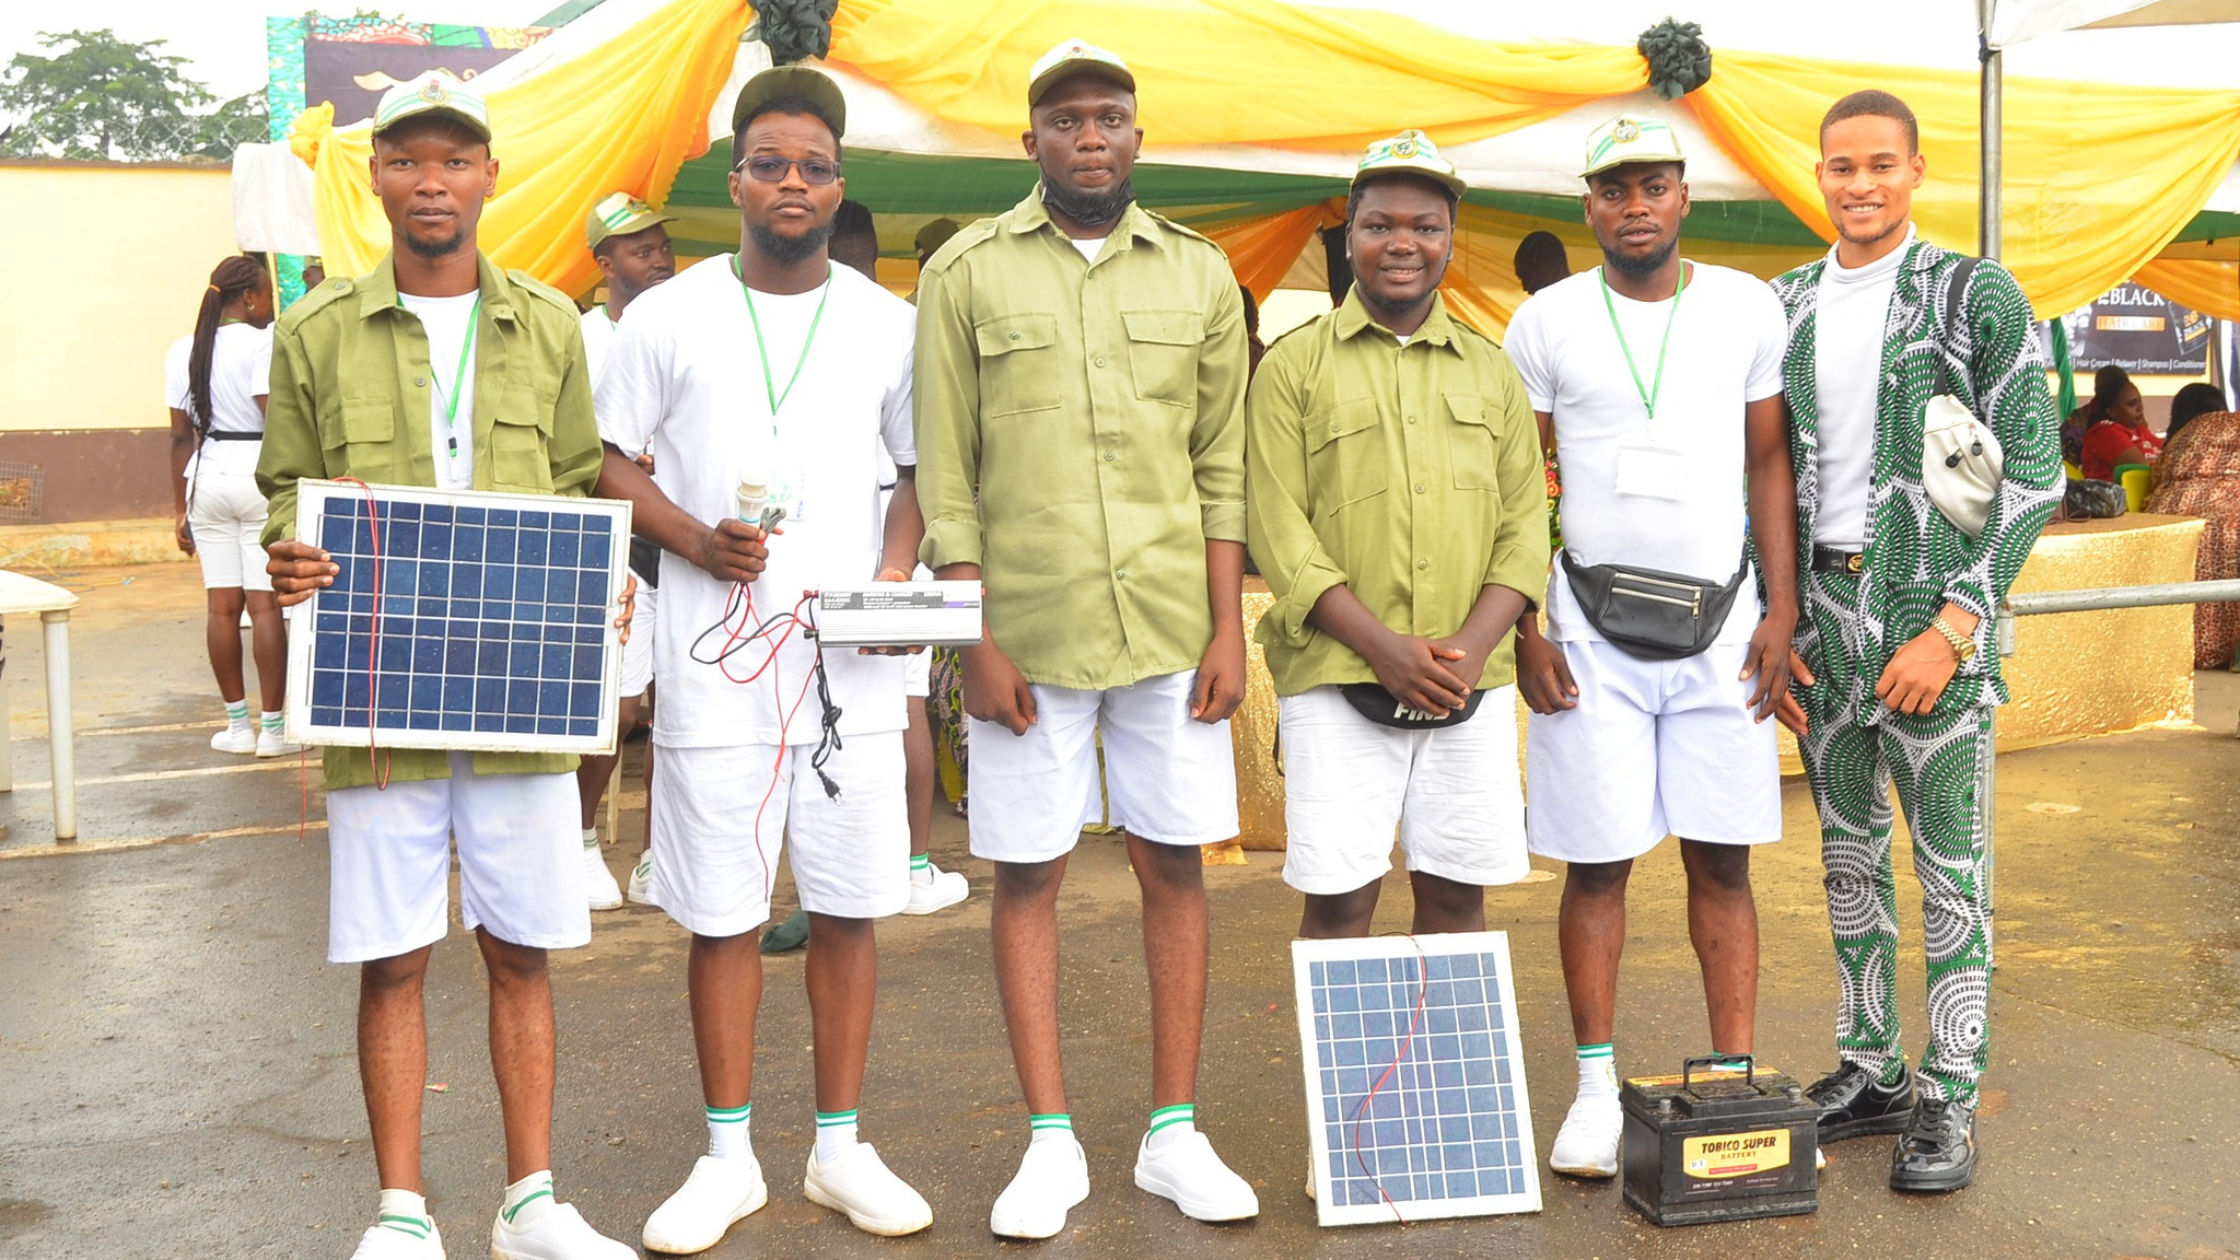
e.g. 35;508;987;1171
265;536;342;608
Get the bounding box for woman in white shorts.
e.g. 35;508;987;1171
166;255;289;757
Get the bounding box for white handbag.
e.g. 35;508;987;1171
1920;258;2003;538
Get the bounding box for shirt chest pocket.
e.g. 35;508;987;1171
1444;391;1501;491
488;381;558;492
974;314;1062;419
1305;400;1387;516
333;396;401;482
1121;310;1204;409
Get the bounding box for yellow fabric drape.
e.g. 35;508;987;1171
2136;259;2240;323
1687;48;2240;320
1201;201;1341;300
827;0;1646;150
308;0;748;292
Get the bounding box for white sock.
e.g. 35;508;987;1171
498;1169;555;1230
1576;1043;1618;1101
1028;1112;1076;1147
374;1188;433;1241
814;1108;859;1165
909;852;933;885
707;1102;752;1161
1145;1102;1196;1153
581;826;599;851
260;710;284;734
224;700;250;732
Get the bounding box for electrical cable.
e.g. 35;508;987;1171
1347;933;1432;1226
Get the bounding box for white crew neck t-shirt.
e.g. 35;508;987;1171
595;258;917;747
1811;226;1915;549
1070;236;1106;264
397;290;479;490
580;304;618;387
164;322;273;477
1505;261;1788;644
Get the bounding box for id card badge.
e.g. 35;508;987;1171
1615;444;1686;501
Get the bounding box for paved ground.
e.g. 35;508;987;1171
1;561;2236;1259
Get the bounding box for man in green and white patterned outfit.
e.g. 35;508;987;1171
1769;90;2060;1193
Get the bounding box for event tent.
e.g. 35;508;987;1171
284;0;2240;333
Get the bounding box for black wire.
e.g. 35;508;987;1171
687;580;804;667
805;601;845;799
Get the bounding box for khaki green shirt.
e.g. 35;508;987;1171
1246;290;1550;696
913;190;1248;690
258;252;603;790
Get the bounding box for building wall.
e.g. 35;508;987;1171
0;161;241;523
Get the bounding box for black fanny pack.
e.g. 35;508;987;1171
1339;683;1488;730
1559;549;1749;661
628;536;662;588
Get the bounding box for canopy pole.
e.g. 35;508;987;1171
1979;28;2003;260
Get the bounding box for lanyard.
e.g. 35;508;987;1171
735;257;832;418
405;295;480;457
1599;264;1686;422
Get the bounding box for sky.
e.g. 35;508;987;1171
0;1;557;101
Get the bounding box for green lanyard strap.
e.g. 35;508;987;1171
1599;264;1687;422
403;295;481;457
735;257;832;417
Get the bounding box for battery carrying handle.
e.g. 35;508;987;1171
1682;1053;1756;1093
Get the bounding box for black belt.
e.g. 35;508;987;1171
1811;545;1864;575
201;430;263;442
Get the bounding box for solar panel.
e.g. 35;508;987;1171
1292;932;1543;1226
283;479;632;756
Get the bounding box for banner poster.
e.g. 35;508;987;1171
2045;281;2214;375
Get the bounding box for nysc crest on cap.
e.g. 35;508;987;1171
730;64;847;140
1353;129;1466;198
1027;39;1136;107
1580;114;1686;179
586;192;676;251
372;72;491;143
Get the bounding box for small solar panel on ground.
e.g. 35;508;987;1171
284;480;632;756
1292;931;1542;1226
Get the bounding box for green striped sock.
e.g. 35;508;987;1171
261;710;284;733
1028;1112;1075;1146
1146;1102;1195;1150
910;853;930;871
706;1101;752;1161
1577;1043;1617;1097
224;699;250;731
499;1169;554;1228
582;827;600;851
815;1108;860;1164
375;1189;431;1240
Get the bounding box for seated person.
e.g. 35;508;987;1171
2145;383;2240;668
2078;365;2164;481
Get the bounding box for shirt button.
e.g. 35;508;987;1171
1103;450;1116;462
1095;354;1107;367
1417;559;1430;570
414;376;427;388
1406;415;1417;424
1415;483;1427;494
1009;331;1021;341
1116;570;1128;581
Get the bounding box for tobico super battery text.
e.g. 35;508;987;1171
1619;1054;1820;1226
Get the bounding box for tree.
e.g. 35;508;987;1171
0;29;243;162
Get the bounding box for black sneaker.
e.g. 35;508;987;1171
1889;1094;1977;1192
1806;1061;1916;1142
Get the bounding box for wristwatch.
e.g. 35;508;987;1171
1930;615;1977;663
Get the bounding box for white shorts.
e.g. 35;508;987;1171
903;649;931;699
647;731;909;936
1279;685;1531;895
186;471;272;592
1525;639;1782;863
619;583;658;696
967;669;1239;863
324;756;587;963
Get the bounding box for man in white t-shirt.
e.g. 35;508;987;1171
1504;114;1800;1180
574;190;677;911
592;66;934;1253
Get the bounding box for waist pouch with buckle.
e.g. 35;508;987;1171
1559;549;1749;661
628;536;662;588
1340;683;1488;730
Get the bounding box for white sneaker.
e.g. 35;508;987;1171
256;726;300;758
902;862;968;915
488;1201;633;1259
1134;1129;1259;1222
803;1143;933;1236
210;725;256;755
583;847;623;911
641;1155;766;1255
346;1220;443;1259
625;855;658;906
1549;1092;1623;1178
989;1137;1090;1240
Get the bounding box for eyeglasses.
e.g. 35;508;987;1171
733;155;840;185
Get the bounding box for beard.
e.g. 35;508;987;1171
1042;176;1136;229
749;219;834;266
1602;235;1677;281
403;227;467;259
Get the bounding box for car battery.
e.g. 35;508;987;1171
1620;1054;1819;1226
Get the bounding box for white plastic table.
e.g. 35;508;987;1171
0;570;79;841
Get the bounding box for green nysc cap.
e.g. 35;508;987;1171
731;64;847;139
1353;129;1467;197
371;72;491;143
586;192;675;251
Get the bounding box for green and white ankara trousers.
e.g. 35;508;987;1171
1796;577;1996;1105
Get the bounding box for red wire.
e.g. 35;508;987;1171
1348;935;1432;1226
332;478;391;790
746;590;821;899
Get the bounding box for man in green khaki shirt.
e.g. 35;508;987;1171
913;39;1257;1238
1245;131;1548;957
257;75;632;1260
